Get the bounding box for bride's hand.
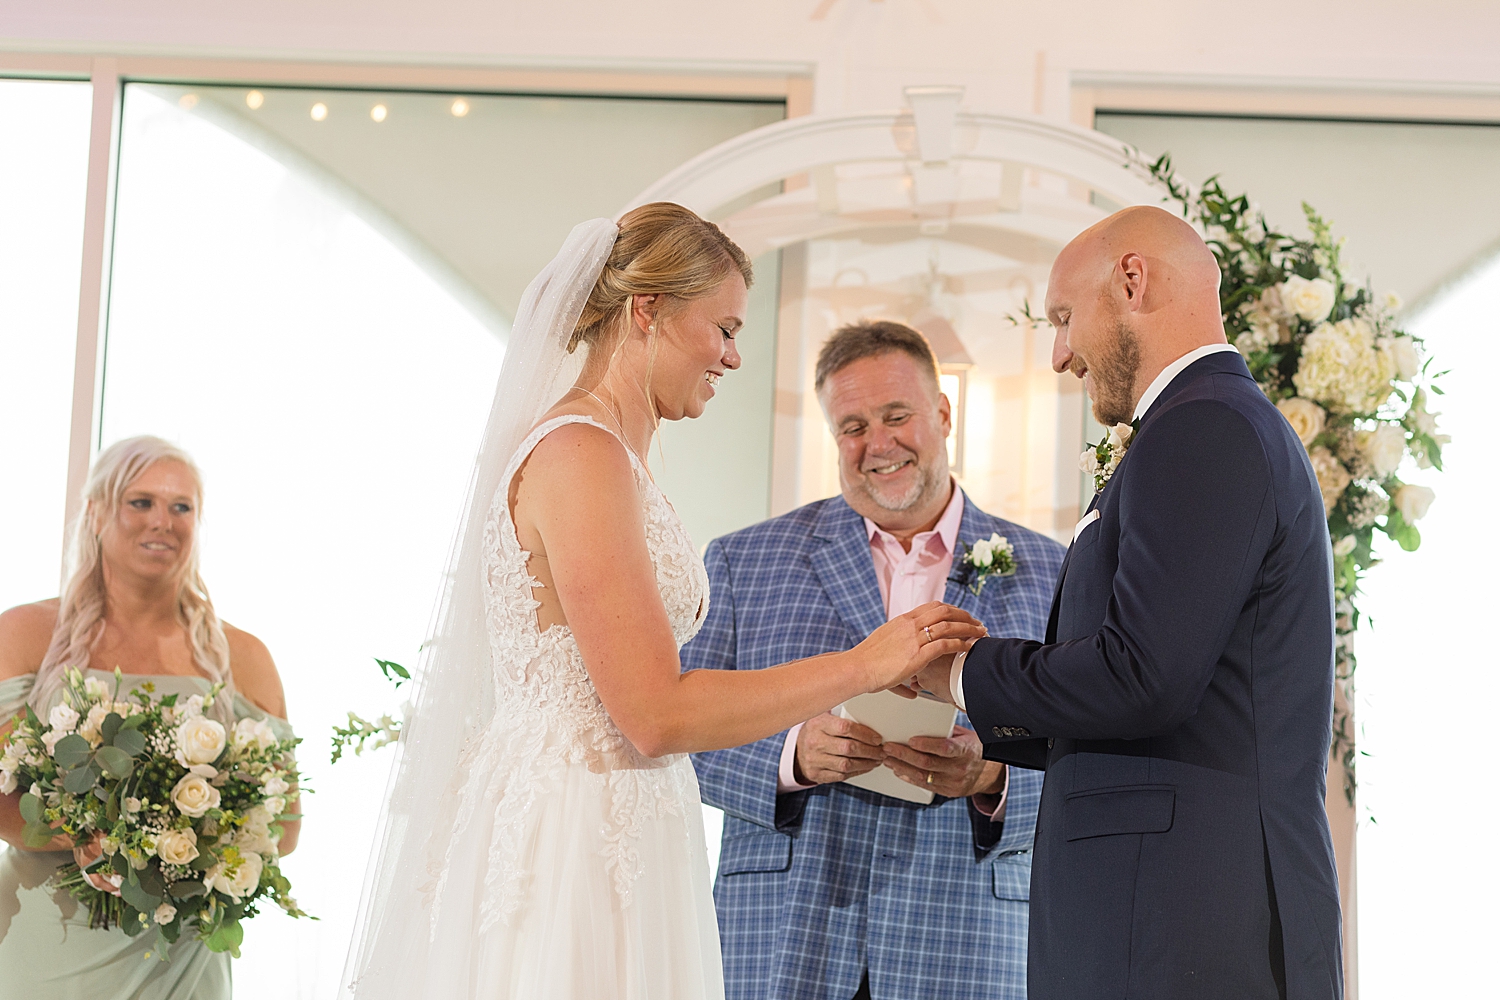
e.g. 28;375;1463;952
850;602;986;694
73;832;122;896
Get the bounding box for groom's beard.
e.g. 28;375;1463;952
1080;318;1143;427
849;447;947;513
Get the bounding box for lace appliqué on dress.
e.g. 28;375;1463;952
442;415;709;936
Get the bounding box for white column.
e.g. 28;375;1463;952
62;57;122;577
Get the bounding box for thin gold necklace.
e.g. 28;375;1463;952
568;386;653;478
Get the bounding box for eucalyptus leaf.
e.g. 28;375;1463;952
168;879;207;900
52;734;92;769
18;792;42;824
95;745;134;779
120;713;147;731
120;877;161;914
121;908;146;937
111;852;131;877
138;863;166;897
100;712;123;744
112;727;146;756
204;917;244;958
62;764;98;795
22;821;56;849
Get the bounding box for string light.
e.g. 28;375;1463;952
310;102;329;122
450;98;470;118
370;104;388;123
245;90;264;110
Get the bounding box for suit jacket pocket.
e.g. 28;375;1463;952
990;853;1031;900
1063;784;1175;842
717;831;793;876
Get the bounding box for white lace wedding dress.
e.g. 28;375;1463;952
429;413;723;998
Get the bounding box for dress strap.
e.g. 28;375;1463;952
500;413;643;501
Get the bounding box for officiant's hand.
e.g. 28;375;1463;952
883;726;1004;798
793;712;887;785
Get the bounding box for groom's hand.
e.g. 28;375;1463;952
883;726;1003;798
794;713;886;785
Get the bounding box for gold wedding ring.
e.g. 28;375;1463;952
923;626;933;642
926;772;934;785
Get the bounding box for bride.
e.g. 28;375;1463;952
343;204;981;999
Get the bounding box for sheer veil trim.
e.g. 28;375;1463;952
341;219;619;994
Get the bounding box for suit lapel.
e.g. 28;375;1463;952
942;495;990;624
809;499;889;642
1045;491;1101;641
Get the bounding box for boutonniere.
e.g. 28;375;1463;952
950;532;1017;596
1079;418;1141;493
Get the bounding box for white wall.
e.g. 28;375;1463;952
5;1;1499;119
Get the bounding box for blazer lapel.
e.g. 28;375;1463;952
942;495;989;624
809;499;889;642
1045;492;1101;641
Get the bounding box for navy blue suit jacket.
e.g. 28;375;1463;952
962;352;1343;1000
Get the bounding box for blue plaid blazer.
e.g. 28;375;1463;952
684;492;1065;1000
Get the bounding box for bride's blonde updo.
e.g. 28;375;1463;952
568;202;753;355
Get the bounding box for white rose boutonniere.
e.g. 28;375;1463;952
1081;419;1140;493
951;532;1017;597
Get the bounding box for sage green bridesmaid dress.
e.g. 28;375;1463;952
0;668;295;1000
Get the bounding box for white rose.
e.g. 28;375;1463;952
79;704;110;745
1356;425;1407;479
153;902;178;925
262;775;290;797
1387;336;1420;381
170;774;222;818
970;539;994;567
263;795;286;817
1276;397;1326;446
1393;484;1435;522
235;822;279;859
1079;448;1099;473
155;827;200;865
1280;275;1337;324
1308;447;1352;515
175;716;226;766
209;852;264;900
232;718;277;752
48;704;80;733
1108;422;1135;451
180;694;205;720
0;771;15;795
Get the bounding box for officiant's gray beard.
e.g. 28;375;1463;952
849;449;947;514
1083;318;1143;427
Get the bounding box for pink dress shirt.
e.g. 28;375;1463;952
776;483;1009;821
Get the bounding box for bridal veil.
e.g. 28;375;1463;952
342;218;619;995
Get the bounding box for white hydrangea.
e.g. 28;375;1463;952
1292;318;1396;414
1355;425;1406;479
1308;447;1352;515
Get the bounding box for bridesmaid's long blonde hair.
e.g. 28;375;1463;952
31;436;234;721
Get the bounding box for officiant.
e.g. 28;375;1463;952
683;321;1065;1000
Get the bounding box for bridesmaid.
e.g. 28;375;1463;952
0;436;299;999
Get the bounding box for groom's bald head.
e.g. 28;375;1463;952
1046;205;1228;425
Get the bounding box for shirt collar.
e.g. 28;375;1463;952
1132;343;1239;421
864;478;965;555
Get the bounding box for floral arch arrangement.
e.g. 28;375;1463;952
1146;156;1449;802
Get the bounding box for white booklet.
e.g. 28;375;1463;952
834;690;958;804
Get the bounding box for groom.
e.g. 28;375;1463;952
685;321;1064;1000
915;207;1343;999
